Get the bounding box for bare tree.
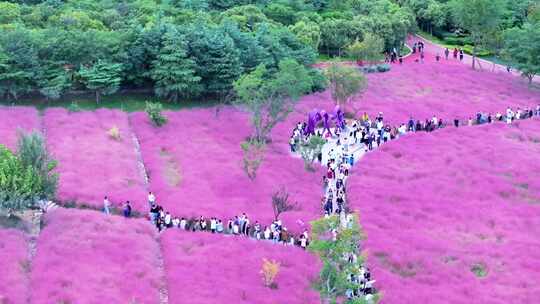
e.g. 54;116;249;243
271;187;298;221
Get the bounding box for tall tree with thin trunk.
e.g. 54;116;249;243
450;0;506;70
78;60;123;103
325;63;367;116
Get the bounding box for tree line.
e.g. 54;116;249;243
0;0;415;102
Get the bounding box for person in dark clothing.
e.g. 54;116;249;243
123;201;132;218
454;119;459;127
487;114;492;123
415;121;422;132
459;49;464;61
453;48;458;59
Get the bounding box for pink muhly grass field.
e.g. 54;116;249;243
130;107;322;232
29;208;162;304
306;43;539;126
0;229;29;304
43;108;147;211
0;106;40;151
348;119;540;304
160;229;320;304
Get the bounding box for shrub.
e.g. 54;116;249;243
299;135;326;171
376;63;391;73
309;68;328;92
145;101;167;127
260;258;280;289
108;126;121;140
240;139;265;180
16;131;58;201
67;102;82;112
0;145;42;213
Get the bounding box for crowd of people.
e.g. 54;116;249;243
291;104;540;164
103;192;312;250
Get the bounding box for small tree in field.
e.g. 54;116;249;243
309;214;378;304
325;64;367;116
234;59;313;144
271;187;298;221
240;139;265;180
145;101;168;127
299;135;326;171
347;33;385;65
78;60;123;103
260;258;280;289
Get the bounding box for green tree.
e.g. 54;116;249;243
16;131;58;201
290;20;322;51
309;214;368;304
0;145;41;214
325;64;367;115
234;59;313;143
38;66;72;100
346;33;385;65
78;60;123;103
299;135;326;171
0;1;21;24
450;0;506;69
151;29;202;102
0;29;40;100
190;27;243;100
145;101;168;127
504;23;540;85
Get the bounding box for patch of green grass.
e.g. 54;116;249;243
0;92;220;112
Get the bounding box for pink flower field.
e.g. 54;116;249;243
0;229;29;304
130;108;323;231
0;106;40;151
348;119;540;304
160;229;320;304
43;108;147;211
29;208;162;303
303;39;539;127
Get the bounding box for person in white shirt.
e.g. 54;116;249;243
180;218;187;230
210;218;217;233
164;212;172;228
147;192;156;207
264;226;271;240
216;220;224;233
103;196;110;215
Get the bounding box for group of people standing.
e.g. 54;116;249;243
103;191;313;249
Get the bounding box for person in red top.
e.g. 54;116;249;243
453;48;458;59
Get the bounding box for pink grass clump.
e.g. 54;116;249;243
130;108;322;232
0;229;29;304
43;108;146;211
0;106;40;151
161;229;320;304
348;119;540;304
29;208;162;304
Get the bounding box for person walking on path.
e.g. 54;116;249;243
444;48;449;60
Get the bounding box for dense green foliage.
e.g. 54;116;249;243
0;0;417;102
504;14;540;84
0;131;58;213
234;59;313;142
309;214;379;304
325;64;367;114
145;101;168;126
